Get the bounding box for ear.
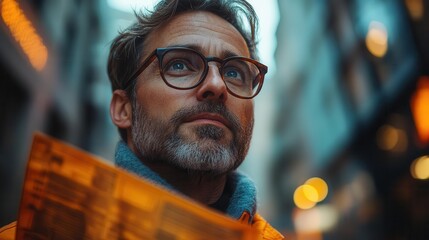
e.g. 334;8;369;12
110;90;132;129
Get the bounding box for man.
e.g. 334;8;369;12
0;0;284;239
110;0;283;238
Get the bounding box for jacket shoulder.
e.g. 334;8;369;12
0;221;16;240
252;213;285;240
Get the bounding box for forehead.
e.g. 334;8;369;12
144;11;250;58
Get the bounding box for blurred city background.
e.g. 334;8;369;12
1;0;428;239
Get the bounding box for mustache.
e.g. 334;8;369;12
170;102;241;133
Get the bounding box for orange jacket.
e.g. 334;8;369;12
0;222;15;240
241;213;285;239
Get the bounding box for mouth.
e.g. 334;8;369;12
184;113;232;130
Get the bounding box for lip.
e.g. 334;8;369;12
184;113;231;129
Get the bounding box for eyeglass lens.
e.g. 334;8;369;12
160;49;261;98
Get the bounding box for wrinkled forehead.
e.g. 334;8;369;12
144;11;250;59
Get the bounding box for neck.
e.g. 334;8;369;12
147;161;228;205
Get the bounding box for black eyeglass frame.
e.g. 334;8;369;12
125;47;268;99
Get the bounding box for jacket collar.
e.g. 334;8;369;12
114;140;257;222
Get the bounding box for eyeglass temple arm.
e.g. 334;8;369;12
124;53;158;90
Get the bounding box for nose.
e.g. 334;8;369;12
196;63;228;102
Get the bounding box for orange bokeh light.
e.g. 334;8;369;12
411;76;429;144
365;21;388;58
305;177;328;202
1;0;48;71
410;155;429;180
294;185;317;210
294;178;329;210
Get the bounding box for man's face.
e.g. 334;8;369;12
130;11;254;175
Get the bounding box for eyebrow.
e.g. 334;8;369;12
166;44;243;59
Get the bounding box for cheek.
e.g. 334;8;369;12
245;105;254;126
135;83;189;120
236;102;254;127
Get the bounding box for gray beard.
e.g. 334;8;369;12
131;101;253;175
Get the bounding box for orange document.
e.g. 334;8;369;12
16;133;257;239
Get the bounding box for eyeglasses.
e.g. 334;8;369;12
126;47;268;99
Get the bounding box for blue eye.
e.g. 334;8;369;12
171;62;185;71
225;70;239;78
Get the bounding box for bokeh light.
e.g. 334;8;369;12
411;76;429;143
305;177;328;202
410;155;429;180
294;177;329;210
294;185;317;210
405;0;424;20
365;21;388;58
376;124;408;153
293;204;339;233
1;0;48;71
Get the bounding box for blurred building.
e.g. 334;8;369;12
0;0;120;225
271;0;429;239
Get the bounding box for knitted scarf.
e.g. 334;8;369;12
114;140;257;222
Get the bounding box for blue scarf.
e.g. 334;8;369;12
115;140;257;222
